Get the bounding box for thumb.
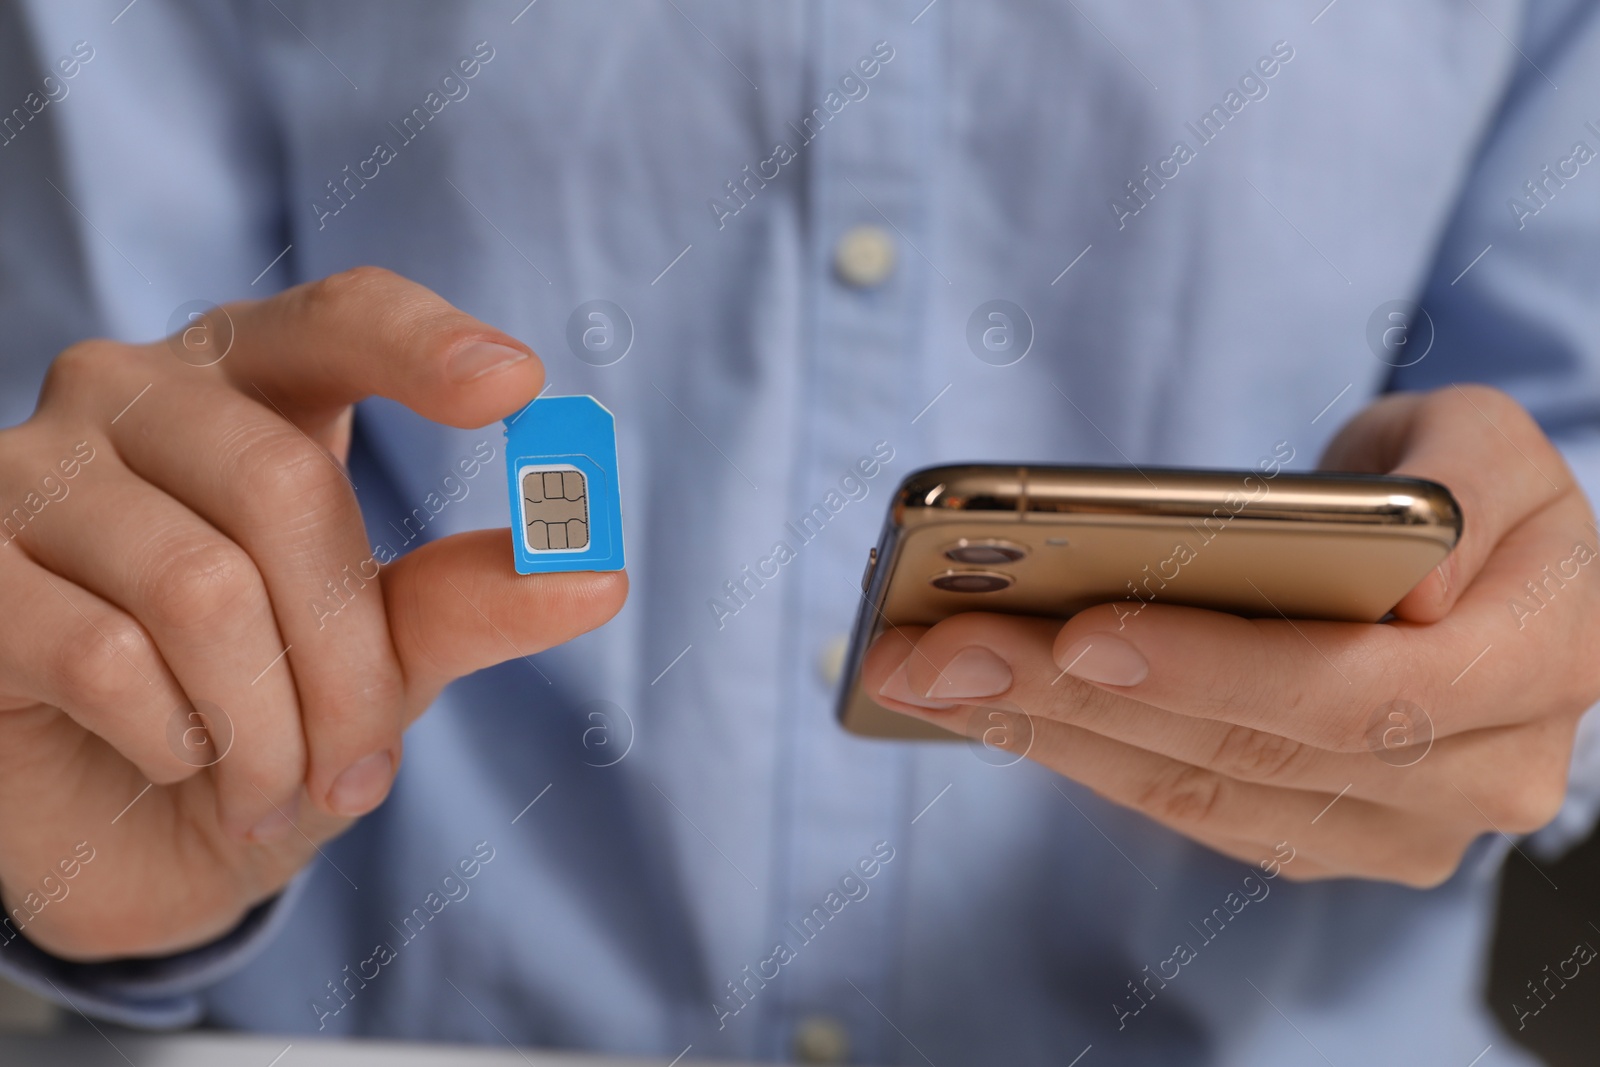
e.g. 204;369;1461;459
381;529;628;712
1318;385;1572;623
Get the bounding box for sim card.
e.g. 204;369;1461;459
504;394;625;574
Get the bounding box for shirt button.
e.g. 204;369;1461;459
817;633;848;687
833;225;896;288
793;1015;850;1064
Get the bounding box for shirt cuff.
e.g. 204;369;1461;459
0;870;309;1029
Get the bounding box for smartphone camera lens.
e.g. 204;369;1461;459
943;540;1027;565
930;570;1013;594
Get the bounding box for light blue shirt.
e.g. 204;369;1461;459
4;1;1600;1064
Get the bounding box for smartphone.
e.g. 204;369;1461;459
837;462;1462;740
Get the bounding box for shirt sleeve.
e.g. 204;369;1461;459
0;0;302;1026
1385;0;1600;855
0;874;311;1030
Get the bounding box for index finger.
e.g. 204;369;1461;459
181;266;543;436
1054;484;1599;750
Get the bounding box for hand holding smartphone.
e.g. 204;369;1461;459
838;461;1461;739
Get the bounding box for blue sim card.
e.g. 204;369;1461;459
504;395;625;574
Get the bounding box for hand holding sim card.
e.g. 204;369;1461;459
504;395;625;574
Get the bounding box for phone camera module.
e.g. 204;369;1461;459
943;540;1028;565
930;570;1013;594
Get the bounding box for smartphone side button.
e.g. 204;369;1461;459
860;547;878;593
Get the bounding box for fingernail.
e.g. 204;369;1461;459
1058;634;1149;687
448;341;528;383
878;660;957;710
926;646;1013;700
328;751;395;816
248;796;298;843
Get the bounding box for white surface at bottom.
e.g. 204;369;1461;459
0;1033;753;1066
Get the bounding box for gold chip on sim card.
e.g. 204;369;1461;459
520;466;590;552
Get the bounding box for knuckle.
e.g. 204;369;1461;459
1329;704;1383;756
1333;681;1423;759
1395;843;1467;890
1488;771;1568;834
1209;724;1309;783
231;427;351;520
41;339;125;407
143;538;260;631
298;265;400;315
1330;725;1374;756
335;671;406;732
1137;764;1227;827
361;677;406;733
1196;666;1262;719
1555;630;1600;710
1064;682;1123;727
386;549;454;681
291;267;471;361
1195;628;1294;720
52;614;153;709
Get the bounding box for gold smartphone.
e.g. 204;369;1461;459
837;462;1462;739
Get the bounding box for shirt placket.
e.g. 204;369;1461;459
763;2;942;1063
